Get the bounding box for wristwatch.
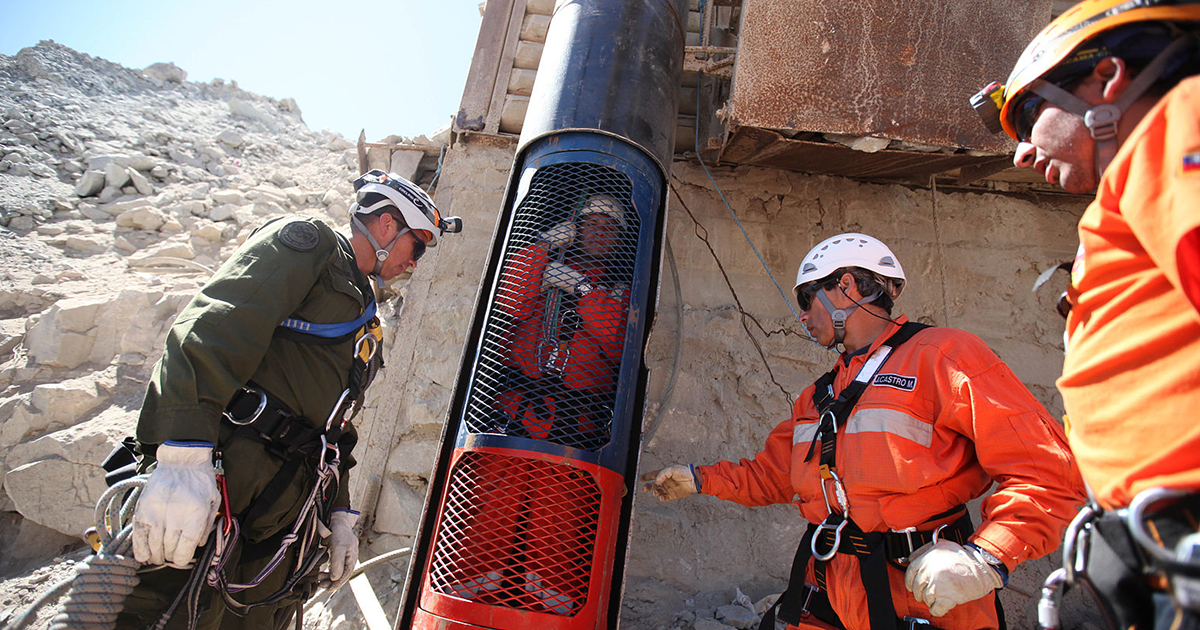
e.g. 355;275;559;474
967;543;1010;586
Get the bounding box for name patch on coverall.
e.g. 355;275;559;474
873;373;916;391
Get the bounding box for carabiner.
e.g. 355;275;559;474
819;409;838;434
223;386;267;426
1125;486;1191;565
323;388;352;432
811;517;848;562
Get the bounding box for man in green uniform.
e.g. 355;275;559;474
117;170;459;630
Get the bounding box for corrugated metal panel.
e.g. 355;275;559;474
728;0;1051;153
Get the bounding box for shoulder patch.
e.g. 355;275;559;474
278;221;320;251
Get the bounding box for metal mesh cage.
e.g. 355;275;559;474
428;451;603;616
464;162;640;451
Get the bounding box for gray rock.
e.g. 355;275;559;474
115;206;165;231
74;170;105;197
216;129;244;148
208;204;236;222
128;169;153;195
211;189;243;205
716;605;758;629
228;98;279;131
142;62;186;83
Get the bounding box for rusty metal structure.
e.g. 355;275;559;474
454;0;1088;195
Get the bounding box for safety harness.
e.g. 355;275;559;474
156;235;385;629
1038;489;1200;629
759;322;1004;630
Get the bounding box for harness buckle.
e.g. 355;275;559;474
892;526;918;564
1084;104;1121;142
812;516;848;562
224;386;268;426
902;616;932;629
799;582;818;617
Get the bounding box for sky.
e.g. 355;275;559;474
0;0;483;142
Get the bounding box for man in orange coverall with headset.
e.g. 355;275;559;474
643;233;1086;630
969;1;1200;627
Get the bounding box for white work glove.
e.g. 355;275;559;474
542;261;587;294
904;540;1004;617
539;220;576;248
326;509;360;591
132;441;220;569
639;465;700;502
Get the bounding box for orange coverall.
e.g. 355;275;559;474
698;317;1085;630
495;240;626;438
444;239;625;610
1059;75;1200;510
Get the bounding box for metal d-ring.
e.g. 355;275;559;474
811;517;848;562
223;386;267;426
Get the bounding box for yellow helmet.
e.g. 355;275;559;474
971;0;1200;141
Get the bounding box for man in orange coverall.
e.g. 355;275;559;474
643;233;1085;630
447;193;630;613
495;192;629;445
970;2;1200;627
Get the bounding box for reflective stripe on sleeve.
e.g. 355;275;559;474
845;408;933;447
794;409;933;447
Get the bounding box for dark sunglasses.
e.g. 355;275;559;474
411;233;427;261
796;281;831;311
1011;72;1090;142
1013;94;1045;143
396;226;427;261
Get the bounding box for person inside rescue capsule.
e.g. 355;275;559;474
493;191;631;448
445;192;631;614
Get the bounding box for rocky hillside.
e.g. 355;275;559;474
0;41;454;625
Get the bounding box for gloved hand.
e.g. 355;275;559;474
904;540;1004;617
639;465;700;502
542;261;587;293
132;441;220;569
326;509;360;590
539;220;576;248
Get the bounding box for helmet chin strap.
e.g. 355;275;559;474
352;216;403;278
1027;35;1192;180
815;288;882;351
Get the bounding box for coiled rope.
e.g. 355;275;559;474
9;476;147;630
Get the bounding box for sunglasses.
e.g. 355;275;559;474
395;227;427;261
1011;72;1090;142
796;281;831;312
1013;94;1045;143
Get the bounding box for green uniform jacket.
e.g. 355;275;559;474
138;215;376;512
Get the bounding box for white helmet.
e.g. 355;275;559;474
578;193;628;229
351;169;443;246
793;233;906;300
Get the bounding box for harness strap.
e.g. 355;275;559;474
805;322;930;466
277;296;377;343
